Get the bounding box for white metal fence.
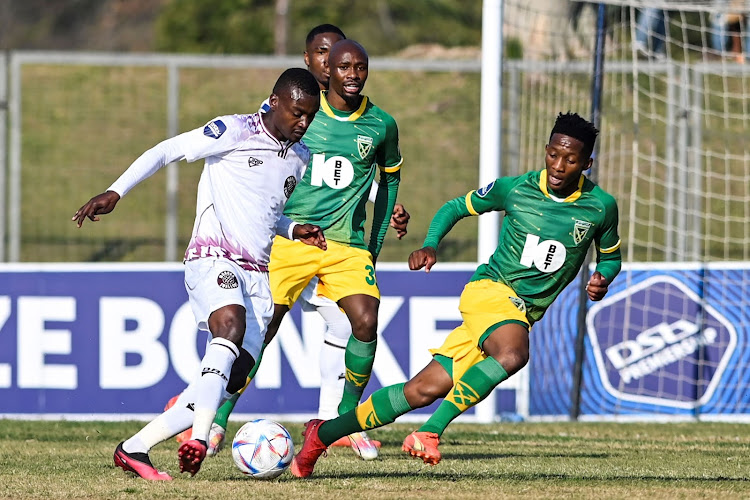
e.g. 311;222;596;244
2;49;747;264
2;51;481;264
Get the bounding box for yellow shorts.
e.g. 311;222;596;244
430;279;530;381
269;236;379;306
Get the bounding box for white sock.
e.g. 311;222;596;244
315;303;351;419
318;340;346;419
123;385;199;454
190;337;238;442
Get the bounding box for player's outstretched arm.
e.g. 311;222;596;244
390;203;410;239
408;246;437;272
294;224;327;250
586;271;609;301
71;191;121;228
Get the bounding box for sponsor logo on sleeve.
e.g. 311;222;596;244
477;181;495;198
587;275;737;409
203;120;227;139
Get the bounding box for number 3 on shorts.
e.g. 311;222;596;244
365;264;376;285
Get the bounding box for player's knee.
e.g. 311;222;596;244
226;348;253;394
264;305;288;343
482;326;529;376
349;310;378;342
495;348;529;376
208;308;246;346
404;379;446;409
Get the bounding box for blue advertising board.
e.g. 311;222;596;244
0;263;518;420
530;263;750;419
1;263;747;420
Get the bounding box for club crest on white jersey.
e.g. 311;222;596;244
283;176;297;198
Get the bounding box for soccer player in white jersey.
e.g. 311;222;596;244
169;24;410;461
72;68;324;481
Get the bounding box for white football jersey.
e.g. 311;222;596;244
108;113;310;270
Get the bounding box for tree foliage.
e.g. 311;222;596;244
155;0;275;53
155;0;482;55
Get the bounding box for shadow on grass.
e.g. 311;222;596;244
302;469;750;483
456;451;611;460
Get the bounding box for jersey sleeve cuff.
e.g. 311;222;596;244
287;221;299;241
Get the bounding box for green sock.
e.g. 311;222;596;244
214;392;240;428
319;383;410;446
317;410;360;446
337;336;377;414
419;357;508;436
246;342;267;380
213;342;267;428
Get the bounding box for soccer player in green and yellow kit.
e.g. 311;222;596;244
265;38;402;419
290;111;622;477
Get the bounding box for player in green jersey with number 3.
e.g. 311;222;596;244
266;38;402;419
290;111;622;477
168;26;407;461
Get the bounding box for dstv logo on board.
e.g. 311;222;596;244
586;275;737;409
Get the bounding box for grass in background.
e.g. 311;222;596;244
21;64;482;264
0;420;747;499
16;58;750;263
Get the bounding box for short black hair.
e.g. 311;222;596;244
305;24;346;45
549;112;599;159
273;68;320;97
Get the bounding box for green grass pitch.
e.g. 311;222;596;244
0;420;747;499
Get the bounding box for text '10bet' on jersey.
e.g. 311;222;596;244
467;170;620;323
283;92;402;250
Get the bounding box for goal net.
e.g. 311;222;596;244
502;0;750;419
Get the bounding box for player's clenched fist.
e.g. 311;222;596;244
586;271;609;301
408;246;437;272
390;203;410;239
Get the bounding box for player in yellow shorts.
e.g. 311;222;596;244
270;237;379;307
169;26;406;462
254;38;403;427
289;111;622;477
429;280;529;383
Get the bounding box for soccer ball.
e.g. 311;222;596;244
231;418;294;479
